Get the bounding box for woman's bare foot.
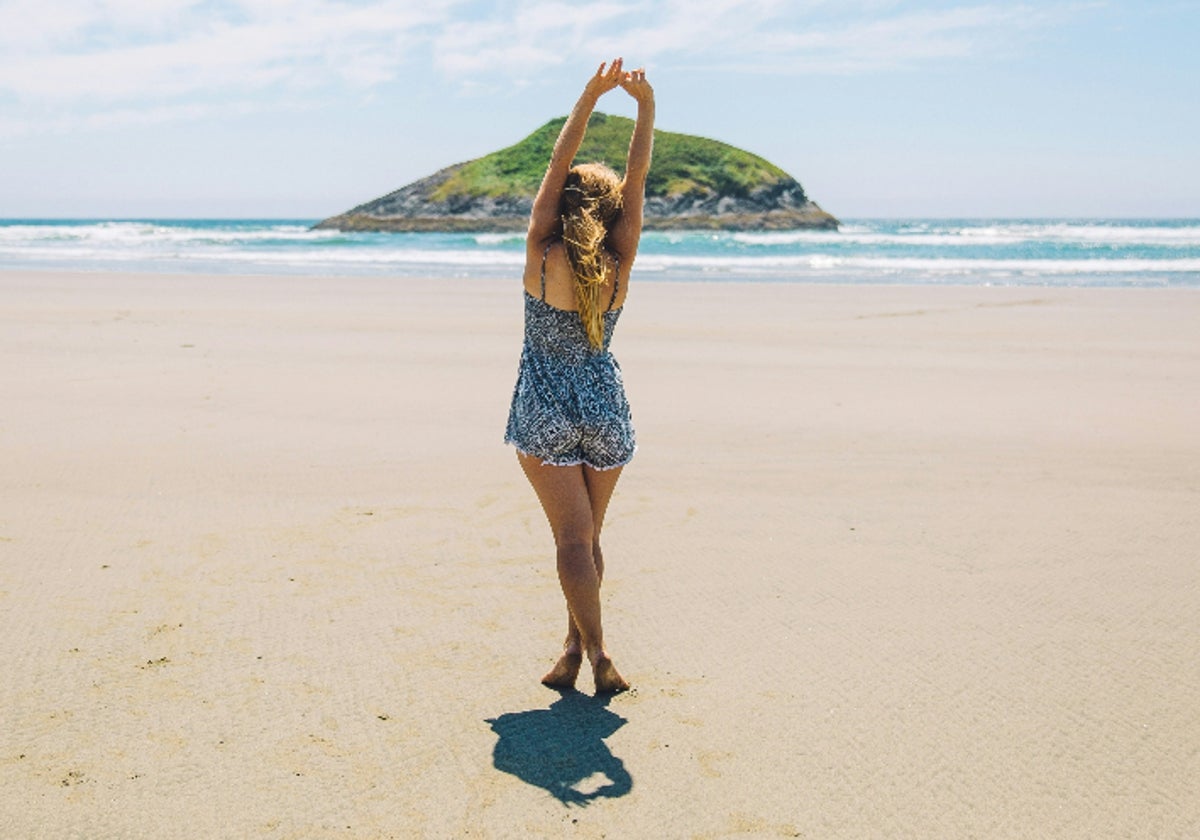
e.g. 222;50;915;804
541;649;583;689
592;655;630;694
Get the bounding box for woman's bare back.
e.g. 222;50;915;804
522;241;628;312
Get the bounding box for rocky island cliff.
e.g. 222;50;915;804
314;113;837;232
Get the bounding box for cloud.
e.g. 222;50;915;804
0;0;1080;132
0;0;458;103
431;1;631;78
430;1;1070;79
745;5;1066;73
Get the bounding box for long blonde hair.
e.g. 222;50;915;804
560;163;623;350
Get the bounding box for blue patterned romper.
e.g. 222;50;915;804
504;245;636;470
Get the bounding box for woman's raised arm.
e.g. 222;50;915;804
527;59;624;251
609;68;655;264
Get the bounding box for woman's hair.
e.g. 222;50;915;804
560;163;623;350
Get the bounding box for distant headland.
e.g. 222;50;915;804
313;113;838;233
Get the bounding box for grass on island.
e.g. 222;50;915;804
429;113;797;203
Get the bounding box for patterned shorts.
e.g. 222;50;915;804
505;359;635;471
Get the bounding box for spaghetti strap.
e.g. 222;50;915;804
540;243;551;301
606;254;621;311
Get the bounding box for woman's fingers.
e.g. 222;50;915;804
605;58;623;88
618;68;653;103
589;58;624;95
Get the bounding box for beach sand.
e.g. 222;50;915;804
1;269;1197;838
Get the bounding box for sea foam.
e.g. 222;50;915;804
2;218;1197;285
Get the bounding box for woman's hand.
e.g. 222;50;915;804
619;67;654;105
528;58;625;248
583;58;624;100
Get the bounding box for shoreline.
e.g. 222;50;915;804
4;218;1200;289
3;265;1198;291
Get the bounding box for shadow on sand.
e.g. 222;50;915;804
486;690;632;806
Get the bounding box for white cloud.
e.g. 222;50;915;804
431;1;630;79
0;0;1081;132
0;0;458;102
429;1;1072;79
747;5;1064;73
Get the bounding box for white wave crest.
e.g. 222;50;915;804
3;220;1199;284
472;232;525;246
633;253;1200;275
729;221;1200;248
0;222;338;246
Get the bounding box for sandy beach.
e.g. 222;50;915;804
1;269;1197;838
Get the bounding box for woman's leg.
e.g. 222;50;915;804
518;452;628;692
580;462;628;692
556;463;622;657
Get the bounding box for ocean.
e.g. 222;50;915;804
2;218;1198;287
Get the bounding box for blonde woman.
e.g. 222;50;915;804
504;58;654;694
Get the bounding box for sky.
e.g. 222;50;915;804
1;0;1197;218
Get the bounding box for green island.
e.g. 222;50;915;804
314;113;837;232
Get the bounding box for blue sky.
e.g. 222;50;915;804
1;0;1197;218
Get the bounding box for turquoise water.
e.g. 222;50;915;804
2;218;1198;286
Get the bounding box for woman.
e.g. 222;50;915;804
504;58;654;694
